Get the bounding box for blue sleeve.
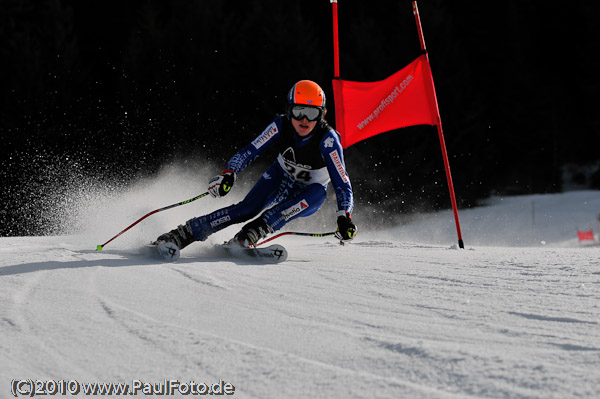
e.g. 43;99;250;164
225;116;282;173
320;130;354;215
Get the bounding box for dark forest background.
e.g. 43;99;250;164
1;0;599;237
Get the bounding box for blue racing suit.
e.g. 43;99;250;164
188;114;354;241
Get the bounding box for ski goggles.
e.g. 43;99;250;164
290;105;323;122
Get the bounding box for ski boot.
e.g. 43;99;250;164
231;218;273;248
154;222;195;261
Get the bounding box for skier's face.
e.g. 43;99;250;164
291;116;317;137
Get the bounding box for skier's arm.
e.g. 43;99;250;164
321;131;354;216
321;131;356;240
208;117;282;198
225;117;282;173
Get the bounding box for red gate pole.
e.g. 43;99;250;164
413;1;465;248
331;0;340;78
331;0;348;147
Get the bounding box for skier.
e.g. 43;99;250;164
155;80;357;252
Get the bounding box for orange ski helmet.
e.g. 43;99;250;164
287;80;326;108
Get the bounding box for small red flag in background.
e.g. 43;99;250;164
332;54;439;148
577;229;595;242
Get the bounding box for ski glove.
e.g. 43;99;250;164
208;169;236;198
335;211;357;241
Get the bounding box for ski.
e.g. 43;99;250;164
217;243;288;264
143;241;287;263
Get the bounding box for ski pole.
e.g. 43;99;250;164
96;192;209;251
256;231;337;247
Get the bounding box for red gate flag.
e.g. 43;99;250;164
332;54;438;148
577;229;595;242
329;0;464;249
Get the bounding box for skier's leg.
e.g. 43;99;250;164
262;183;327;230
232;183;327;246
184;163;287;242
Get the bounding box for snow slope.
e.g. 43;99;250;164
1;170;599;398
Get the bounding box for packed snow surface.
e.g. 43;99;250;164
1;171;599;398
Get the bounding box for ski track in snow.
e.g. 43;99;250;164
2;192;600;398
